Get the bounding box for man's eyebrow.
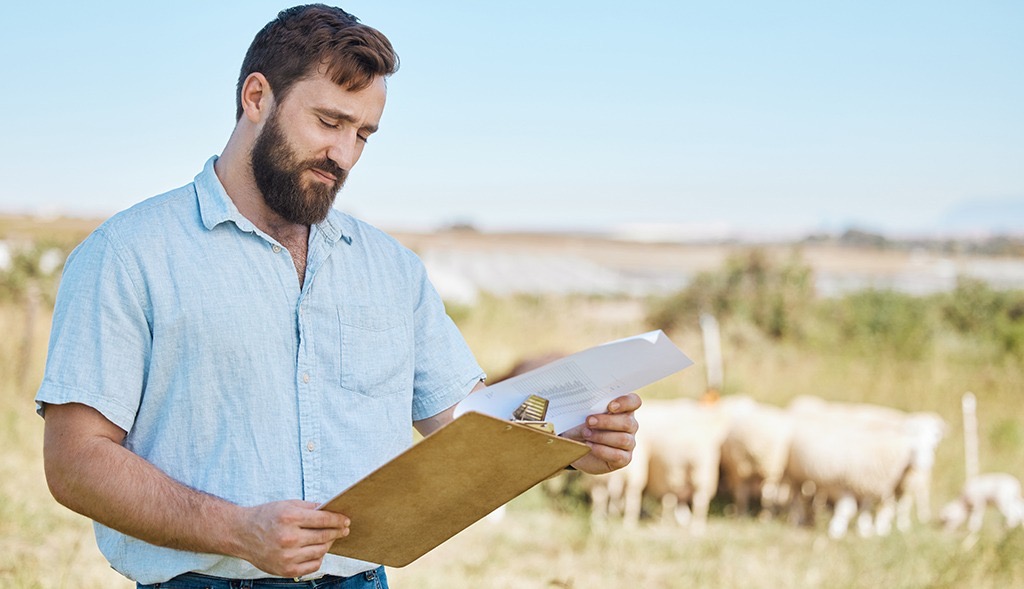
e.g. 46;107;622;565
313;107;378;133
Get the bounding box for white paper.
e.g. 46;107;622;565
454;330;693;433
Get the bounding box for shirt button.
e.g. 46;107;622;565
272;245;282;253
302;373;310;383
306;441;316;452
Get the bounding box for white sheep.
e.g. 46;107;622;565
785;410;917;538
588;430;650;528
587;398;730;534
939;472;1024;533
719;398;795;518
787;396;946;534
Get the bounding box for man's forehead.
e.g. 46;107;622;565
285;74;386;117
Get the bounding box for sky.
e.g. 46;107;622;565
1;1;1022;236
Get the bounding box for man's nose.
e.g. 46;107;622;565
326;133;361;171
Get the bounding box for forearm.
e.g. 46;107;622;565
43;402;350;578
43;405;247;558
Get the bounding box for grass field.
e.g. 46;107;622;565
2;234;1023;588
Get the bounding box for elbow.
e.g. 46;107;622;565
39;402;126;514
42;441;76;510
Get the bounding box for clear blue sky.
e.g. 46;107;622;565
1;1;1021;235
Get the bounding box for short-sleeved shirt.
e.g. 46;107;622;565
35;156;485;584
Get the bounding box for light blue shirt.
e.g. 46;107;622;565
35;156;485;583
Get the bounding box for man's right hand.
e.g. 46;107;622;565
236;500;350;579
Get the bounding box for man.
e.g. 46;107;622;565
37;5;640;588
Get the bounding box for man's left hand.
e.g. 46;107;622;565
561;393;641;475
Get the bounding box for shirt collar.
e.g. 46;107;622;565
194;155;353;246
195;155;255;232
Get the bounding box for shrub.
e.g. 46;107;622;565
939;278;1024;357
817;289;936;359
646;248;815;340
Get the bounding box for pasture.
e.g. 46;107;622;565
2;223;1023;588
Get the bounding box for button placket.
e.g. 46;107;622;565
295;290;321;500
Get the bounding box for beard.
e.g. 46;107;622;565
250;109;348;225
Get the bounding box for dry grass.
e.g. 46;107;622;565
0;307;130;588
386;493;1024;589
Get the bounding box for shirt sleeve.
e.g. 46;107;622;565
35;228;151;433
405;249;485;422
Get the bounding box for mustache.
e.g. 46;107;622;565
309;158;347;183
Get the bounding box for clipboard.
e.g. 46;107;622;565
318;411;589;567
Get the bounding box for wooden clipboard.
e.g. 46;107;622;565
318;411;590;567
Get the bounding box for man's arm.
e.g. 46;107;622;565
412;382;641;475
42;402;350;579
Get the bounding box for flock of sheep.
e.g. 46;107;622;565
580;394;1024;538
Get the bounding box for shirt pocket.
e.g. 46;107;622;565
338;306;413;397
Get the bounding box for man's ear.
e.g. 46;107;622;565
239;72;274;124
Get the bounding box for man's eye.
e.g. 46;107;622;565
318;118;338;129
357;134;370;144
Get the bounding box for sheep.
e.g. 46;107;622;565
784;410;917;538
939;472;1024;533
588;430;650;528
588;398;731;534
719;398;795;518
786;396;946;533
794;398;946;527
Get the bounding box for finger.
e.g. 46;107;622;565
607;393;642;414
584;412;638;435
285;538;339;572
583;443;632;470
298;509;351;531
582;430;636;453
298;537;341;557
284;556;328;579
276;500;349;530
299;525;351;547
559;423;586;443
322;524;350;543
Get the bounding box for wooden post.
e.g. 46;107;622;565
961;392;979;483
699;313;723;400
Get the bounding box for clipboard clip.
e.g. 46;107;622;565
511;394;555;434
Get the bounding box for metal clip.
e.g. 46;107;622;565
511;395;555;433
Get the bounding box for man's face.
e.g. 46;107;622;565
249;74;387;225
250;107;343;225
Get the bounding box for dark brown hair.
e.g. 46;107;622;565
235;4;399;120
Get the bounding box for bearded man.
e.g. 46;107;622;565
36;5;640;588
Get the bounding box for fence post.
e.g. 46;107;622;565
961;391;979;483
699;313;723;398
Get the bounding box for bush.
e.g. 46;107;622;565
939;278;1024;357
646;248;815;340
815;289;937;359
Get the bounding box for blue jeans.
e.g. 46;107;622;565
136;567;387;589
